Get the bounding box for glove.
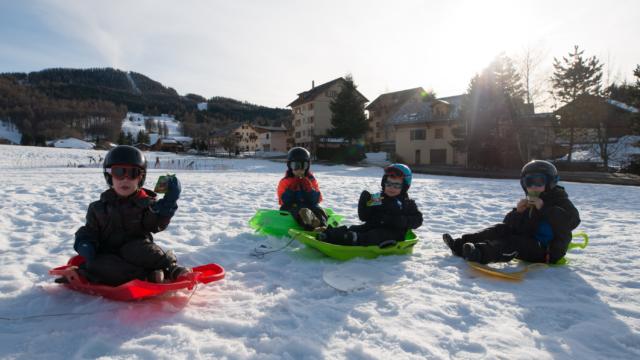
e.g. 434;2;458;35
76;242;96;264
163;175;181;203
359;190;372;204
153;176;181;217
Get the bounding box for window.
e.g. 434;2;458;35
410;129;426;141
309;116;314;123
295;132;301;138
295;119;301;126
308;103;314;110
435;128;444;139
266;133;270;139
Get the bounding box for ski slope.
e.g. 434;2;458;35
0;145;638;359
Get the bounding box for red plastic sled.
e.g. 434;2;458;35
49;256;225;301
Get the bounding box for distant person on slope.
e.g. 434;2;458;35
277;147;327;230
316;164;423;247
443;160;581;264
73;145;189;286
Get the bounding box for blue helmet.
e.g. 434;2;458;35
382;163;413;192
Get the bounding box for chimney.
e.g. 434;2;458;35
312;80;315;89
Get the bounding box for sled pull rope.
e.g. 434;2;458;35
250;237;295;259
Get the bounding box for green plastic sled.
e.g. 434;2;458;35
248;208;344;237
288;228;419;261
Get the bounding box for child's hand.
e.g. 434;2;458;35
516;199;528;213
359;190;372;203
163;176;181;203
529;197;544;210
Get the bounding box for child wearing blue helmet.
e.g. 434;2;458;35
443;160;580;264
317;164;423;247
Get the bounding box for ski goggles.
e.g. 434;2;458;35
289;161;309;170
385;180;404;189
523;173;547;187
107;165;144;180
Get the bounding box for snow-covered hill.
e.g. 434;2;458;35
0;146;638;359
0;120;22;144
122;112;191;145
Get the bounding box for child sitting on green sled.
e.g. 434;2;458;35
316;164;423;247
443;160;580;264
277;147;328;230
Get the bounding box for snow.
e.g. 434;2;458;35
563;135;640;167
49;137;95;150
1;145;639;359
0;120;22;144
363;152;390;167
122;112;191;146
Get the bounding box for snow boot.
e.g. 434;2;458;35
443;233;462;256
148;269;165;283
167;265;191;281
463;243;484;263
299;208;322;229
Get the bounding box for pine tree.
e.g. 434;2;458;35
117;131;126;145
454;54;527;168
551;45;603;162
328;75;368;143
125;132;134;145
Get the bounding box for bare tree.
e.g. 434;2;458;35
516;45;550;111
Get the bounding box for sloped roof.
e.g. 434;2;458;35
254;125;288;133
390;94;464;126
287;77;368;107
365;87;424;110
607;99;639;113
556;94;640;114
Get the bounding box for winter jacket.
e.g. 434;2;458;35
356;191;423;233
277;171;323;210
502;185;580;262
74;188;172;255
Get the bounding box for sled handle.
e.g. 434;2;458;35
568;232;589;250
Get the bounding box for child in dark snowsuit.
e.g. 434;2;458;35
443;160;580;264
277;147;327;230
317;164;423;247
73;145;189;286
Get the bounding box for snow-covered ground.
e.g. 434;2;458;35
0;146;639;359
563;135;640;167
48;138;95;150
363;152;390;167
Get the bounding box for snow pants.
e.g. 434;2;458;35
321;224;406;247
85;240;177;286
452;223;550;264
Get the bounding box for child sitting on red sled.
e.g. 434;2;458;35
72;145;189;286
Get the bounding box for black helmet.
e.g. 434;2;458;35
103;145;147;187
287;147;311;173
520;160;558;192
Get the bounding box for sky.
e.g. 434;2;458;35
1;0;639;110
